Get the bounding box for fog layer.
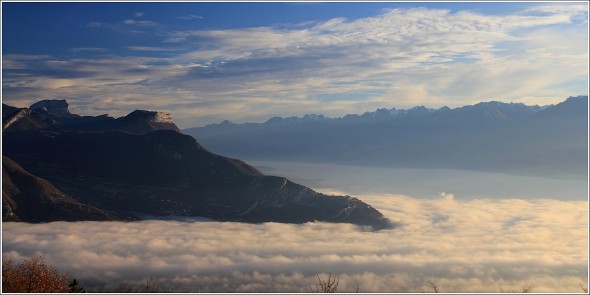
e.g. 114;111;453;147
3;193;587;292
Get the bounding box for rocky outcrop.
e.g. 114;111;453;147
116;110;180;134
30;99;71;118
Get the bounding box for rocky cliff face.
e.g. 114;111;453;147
2;105;53;132
30;99;71;118
116;110;180;134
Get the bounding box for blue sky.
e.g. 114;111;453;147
2;2;588;128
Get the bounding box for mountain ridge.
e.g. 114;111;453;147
196;99;550;128
3;99;180;134
184;96;588;177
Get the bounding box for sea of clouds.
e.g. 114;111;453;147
2;193;587;292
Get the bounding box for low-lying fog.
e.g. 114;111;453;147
2;162;588;292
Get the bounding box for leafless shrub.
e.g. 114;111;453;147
68;279;85;292
115;277;160;293
426;280;440;293
499;284;534;293
309;273;339;293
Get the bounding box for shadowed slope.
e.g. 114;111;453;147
2;156;123;222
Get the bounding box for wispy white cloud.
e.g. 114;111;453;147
524;3;588;16
86;15;159;32
86;21;104;28
70;47;108;53
2;195;587;292
125;46;181;52
2;54;51;69
123;19;157;26
178;14;203;20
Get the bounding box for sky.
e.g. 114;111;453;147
2;2;589;128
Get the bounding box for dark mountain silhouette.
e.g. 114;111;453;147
3;99;180;134
2;103;21;118
2;100;391;230
29;99;72;117
185;96;588;177
2;156;124;222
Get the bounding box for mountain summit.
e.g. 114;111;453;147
116;110;179;134
29;99;71;118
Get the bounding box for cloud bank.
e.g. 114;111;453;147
2;194;587;292
2;4;588;128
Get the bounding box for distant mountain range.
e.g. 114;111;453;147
185;96;588;177
2;100;391;230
